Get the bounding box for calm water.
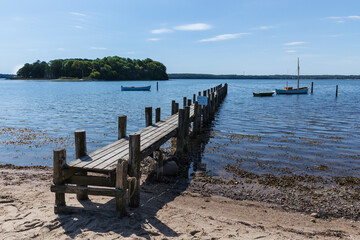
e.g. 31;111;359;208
1;78;359;178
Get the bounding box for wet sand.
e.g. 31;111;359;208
1;166;360;240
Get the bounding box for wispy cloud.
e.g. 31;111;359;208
147;38;160;41
69;12;86;17
57;48;65;51
254;25;277;30
283;41;306;46
174;23;212;31
151;28;172;34
199;33;250;42
325;34;344;38
326;15;360;23
90;47;107;50
285;50;297;53
74;25;83;29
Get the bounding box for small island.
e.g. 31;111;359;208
16;56;168;80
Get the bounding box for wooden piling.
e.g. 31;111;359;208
175;103;179;113
118;115;127;140
193;101;200;136
75;130;88;200
176;109;185;157
183;97;187;108
157;81;159;91
311;82;314;94
128;133;141;208
193;94;196;103
184;106;190;138
336;85;338;97
155;108;161;122
171;100;176;115
155;151;163;181
145;107;152;127
187;99;192;106
116;160;127;216
53;148;66;211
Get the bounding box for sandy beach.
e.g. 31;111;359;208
1;165;360;240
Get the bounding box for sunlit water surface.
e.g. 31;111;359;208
0;78;359;178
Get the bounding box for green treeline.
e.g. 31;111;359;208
169;73;360;80
17;56;168;80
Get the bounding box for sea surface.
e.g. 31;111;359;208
0;78;359;178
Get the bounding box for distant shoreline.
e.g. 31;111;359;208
168;73;360;80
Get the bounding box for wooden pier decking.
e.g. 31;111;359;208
50;83;228;216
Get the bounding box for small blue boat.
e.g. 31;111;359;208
121;85;151;91
275;87;309;94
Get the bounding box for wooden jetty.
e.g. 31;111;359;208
51;83;228;216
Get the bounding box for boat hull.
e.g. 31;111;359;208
275;87;309;95
121;86;151;91
253;91;275;97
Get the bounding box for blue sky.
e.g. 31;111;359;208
1;0;360;75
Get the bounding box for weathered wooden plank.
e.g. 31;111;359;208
53;148;66;208
50;185;125;197
129;134;140;207
118;115;127;140
116;160;127;215
64;175;115;187
75;130;88;200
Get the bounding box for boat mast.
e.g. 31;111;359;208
297;57;300;89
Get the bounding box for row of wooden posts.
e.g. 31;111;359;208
51;83;228;215
310;82;339;97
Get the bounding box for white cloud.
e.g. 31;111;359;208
74;25;83;29
325;34;344;38
174;23;212;31
147;38;160;41
151;28;172;34
255;25;276;30
90;47;107;50
283;41;306;46
198;33;250;42
285;50;297;53
326;15;360;22
69;12;86;17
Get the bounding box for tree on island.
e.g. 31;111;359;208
17;56;168;80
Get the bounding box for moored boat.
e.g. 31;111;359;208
275;58;309;95
121;85;151;91
253;91;275;97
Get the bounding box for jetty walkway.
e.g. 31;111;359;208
51;83;228;216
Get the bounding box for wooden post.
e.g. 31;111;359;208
128;133;141;208
155;107;161;122
118;115;127;140
176;109;185;158
116;160;127;216
184;106;190;138
171;100;176;115
311;82;314;94
192;101;200;136
145;107;152;127
183;97;187;108
175;103;179;113
157;81;159;91
75;130;88;200
155;151;163;181
198;91;201;96
336;85;338;97
193;94;196;103
187;99;191;106
53;148;66;212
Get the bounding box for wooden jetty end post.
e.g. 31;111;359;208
193;94;196;103
311;82;314;94
187;99;192;107
176;109;185;157
336;85;338;97
145;107;152;127
171;100;176;115
116;160;127;216
53;148;66;212
75;130;88;200
118;115;127;140
183;97;187;108
155;108;161;122
128;133;141;208
157;81;159;91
